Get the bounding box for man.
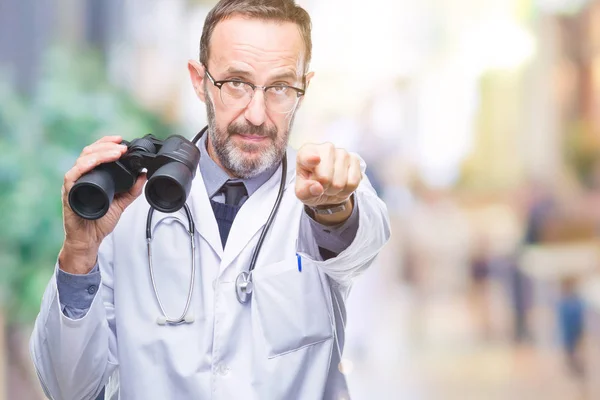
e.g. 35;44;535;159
30;1;390;399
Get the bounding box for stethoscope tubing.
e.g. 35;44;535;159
147;126;287;325
147;205;196;325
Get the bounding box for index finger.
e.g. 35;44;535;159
296;145;321;173
93;135;123;145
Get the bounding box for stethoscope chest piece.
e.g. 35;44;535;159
235;271;253;304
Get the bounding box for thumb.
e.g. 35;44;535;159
295;178;324;202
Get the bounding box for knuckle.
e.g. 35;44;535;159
331;181;345;192
74;159;86;171
323;142;335;152
336;147;347;155
299;143;313;153
338;151;349;164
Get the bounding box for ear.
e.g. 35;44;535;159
297;71;315;109
304;71;315;89
188;60;207;103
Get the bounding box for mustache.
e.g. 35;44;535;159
227;123;277;139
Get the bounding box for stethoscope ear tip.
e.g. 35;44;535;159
156;314;195;325
184;314;195;324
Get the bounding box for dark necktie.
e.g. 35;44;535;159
221;181;247;206
211;181;247;247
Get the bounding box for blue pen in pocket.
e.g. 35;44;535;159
296;253;302;272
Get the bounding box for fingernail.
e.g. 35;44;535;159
309;184;321;196
112;151;121;157
87;158;96;166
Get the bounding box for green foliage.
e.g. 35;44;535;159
0;47;172;324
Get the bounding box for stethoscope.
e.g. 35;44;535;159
146;126;287;325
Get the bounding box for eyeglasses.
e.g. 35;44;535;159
204;68;306;114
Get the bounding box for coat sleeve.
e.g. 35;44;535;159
29;233;119;400
296;156;391;286
300;194;360;258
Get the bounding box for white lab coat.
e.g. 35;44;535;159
30;149;391;400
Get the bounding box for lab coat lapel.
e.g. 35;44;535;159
188;165;223;258
220;151;296;272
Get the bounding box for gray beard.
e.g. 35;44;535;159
205;94;294;179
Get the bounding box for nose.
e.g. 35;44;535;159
244;90;267;126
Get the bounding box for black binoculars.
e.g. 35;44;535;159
68;134;201;220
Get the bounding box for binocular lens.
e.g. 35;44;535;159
146;162;193;213
68;169;114;220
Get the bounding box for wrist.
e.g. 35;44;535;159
310;197;354;226
59;242;99;275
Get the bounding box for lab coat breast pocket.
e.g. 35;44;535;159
252;257;333;358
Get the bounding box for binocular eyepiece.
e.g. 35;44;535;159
68;134;201;220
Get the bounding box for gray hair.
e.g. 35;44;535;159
200;0;312;73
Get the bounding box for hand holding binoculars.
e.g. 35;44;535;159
68;134;200;220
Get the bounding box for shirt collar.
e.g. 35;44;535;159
197;131;280;199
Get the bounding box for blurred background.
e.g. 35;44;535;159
4;0;600;398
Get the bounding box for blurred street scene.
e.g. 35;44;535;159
4;0;600;398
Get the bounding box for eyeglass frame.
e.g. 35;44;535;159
203;66;307;113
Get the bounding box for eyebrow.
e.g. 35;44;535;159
222;67;300;83
269;71;300;83
223;67;253;78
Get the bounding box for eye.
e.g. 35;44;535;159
225;81;246;90
270;85;289;95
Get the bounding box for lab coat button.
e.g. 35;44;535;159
217;364;230;376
